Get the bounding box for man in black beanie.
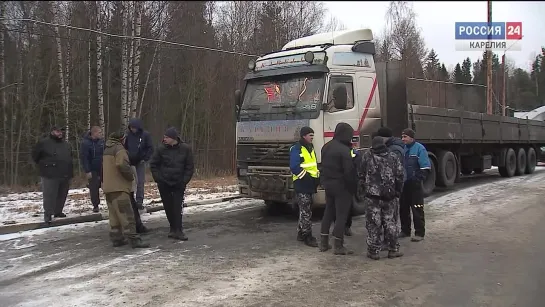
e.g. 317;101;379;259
150;127;195;241
289;126;319;247
357;136;404;260
376;126;406;250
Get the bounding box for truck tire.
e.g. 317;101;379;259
498;148;516;178
515;148;527;176
422;155;436;197
525;147;537;174
436;151;457;188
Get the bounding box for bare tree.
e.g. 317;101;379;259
322;15;347;33
96;1;104;131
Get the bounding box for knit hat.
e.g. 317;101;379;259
109;130;125;141
164;127;179;140
401;128;415;139
377;126;393;138
299;126;314;138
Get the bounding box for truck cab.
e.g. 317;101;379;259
235;29;380;208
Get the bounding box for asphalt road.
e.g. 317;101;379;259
1;168;545;307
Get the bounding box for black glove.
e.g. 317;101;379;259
415;169;429;181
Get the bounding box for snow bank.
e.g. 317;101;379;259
0;184;239;225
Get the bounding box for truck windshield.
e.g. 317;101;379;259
239;73;325;121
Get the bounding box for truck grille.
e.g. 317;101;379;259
237;142;293;166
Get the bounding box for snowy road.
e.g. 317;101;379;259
1;169;545;306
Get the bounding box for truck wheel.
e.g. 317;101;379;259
422;156;436;197
499;148;516;178
525;147;537;174
436;151;457;188
515;148;527;176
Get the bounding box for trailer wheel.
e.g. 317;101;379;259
499;148;516;178
515;148;527;176
526;147;537;174
436;151;457;188
422;154;436;197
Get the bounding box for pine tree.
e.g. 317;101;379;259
461;57;472;83
453;63;463;83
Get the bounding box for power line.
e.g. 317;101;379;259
0;17;258;57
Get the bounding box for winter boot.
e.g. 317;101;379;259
92;206;99;213
137;225;150;234
333;237;354;255
388;248;404;259
399;232;410;239
297;232;305;242
54;213;67;218
411;236;424;242
171;230;188;241
303;234;318;247
367;250;380;260
112;239;127;247
130;237;150;248
44;214;52;225
344;227;353;237
319;234;332;252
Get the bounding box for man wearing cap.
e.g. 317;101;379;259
102;130;149;248
289;126;319;248
32;126;74;224
400;128;431;242
124;118;154;209
150;127;194;241
357;136;404;260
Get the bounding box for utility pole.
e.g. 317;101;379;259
486;0;493;115
501;53;506;116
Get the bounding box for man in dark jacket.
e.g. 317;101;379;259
319;122;357;255
124;118;154;208
377;126;405;250
289;126;319;248
32;126;74;224
80;126;105;213
357;136;405;260
149;127;194;241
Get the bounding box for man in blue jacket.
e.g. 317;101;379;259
124;118;154;208
80;126;105;213
290;126;319;248
400;128;431;242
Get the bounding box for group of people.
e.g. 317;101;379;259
31;119;195;248
290;124;431;260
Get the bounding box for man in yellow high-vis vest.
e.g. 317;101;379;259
290;126;319;247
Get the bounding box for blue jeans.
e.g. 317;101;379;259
135;162;146;206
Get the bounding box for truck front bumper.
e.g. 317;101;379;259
237;167;326;208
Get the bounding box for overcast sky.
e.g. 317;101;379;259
323;1;545;72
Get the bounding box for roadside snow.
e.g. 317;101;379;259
0;198;261;243
0;184;239;225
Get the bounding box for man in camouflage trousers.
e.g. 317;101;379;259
357;136;404;260
102;130;149;248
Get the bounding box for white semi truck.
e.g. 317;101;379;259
234;29;545;210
